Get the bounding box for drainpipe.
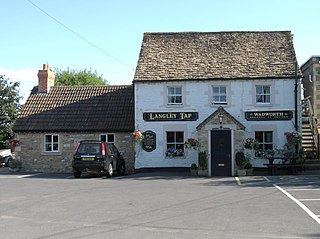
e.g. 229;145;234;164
294;61;298;132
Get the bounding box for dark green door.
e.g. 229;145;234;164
211;130;231;176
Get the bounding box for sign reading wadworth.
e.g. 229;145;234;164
245;110;293;121
143;112;198;121
142;130;156;152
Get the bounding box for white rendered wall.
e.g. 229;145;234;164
135;79;298;169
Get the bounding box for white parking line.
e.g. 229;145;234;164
299;199;320;202
274;184;320;225
235;177;241;185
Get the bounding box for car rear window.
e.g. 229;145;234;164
77;143;101;154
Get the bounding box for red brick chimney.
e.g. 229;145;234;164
37;64;55;93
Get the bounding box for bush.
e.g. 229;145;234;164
198;151;207;169
235;152;248;169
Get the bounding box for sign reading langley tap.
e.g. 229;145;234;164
143;112;198;121
245;110;293;121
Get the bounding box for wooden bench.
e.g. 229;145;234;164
264;163;301;175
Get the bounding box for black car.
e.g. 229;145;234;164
72;140;125;178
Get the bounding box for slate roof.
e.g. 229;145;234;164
13;85;134;132
134;31;299;81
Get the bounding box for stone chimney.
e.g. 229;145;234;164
37;64;55;93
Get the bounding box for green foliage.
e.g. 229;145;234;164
53;68;108;86
198;151;207;169
235;151;249;169
0;75;21;144
190;163;198;169
280;131;305;164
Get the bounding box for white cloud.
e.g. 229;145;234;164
0;68;38;103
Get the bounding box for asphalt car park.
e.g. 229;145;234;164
1;167;320;238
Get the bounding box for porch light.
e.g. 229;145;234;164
219;112;223;128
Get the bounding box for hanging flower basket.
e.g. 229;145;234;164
184;138;200;150
133;130;144;142
243;138;259;150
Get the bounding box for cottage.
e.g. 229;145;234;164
133;31;302;176
13;64;135;173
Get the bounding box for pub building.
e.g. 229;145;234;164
133;31;302;176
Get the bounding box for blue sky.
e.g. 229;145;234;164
1;0;319;102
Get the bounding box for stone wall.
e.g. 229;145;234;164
14;132;135;174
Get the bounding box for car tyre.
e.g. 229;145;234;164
106;163;113;178
73;171;81;178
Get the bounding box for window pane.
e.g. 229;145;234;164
175;87;182;94
255;132;263;143
46;135;52;143
263;86;270;94
264;132;273;142
167;132;174;142
168;87;174;95
176;132;184;142
107;134;115;143
100;135;107;142
53;135;58;143
256;86;262;94
46;144;51;151
175;96;182;104
53;143;59;151
220;96;227;102
220;87;226;94
213;87;219;94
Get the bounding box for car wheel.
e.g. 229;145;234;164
73;171;81;178
106;163;113;178
118;162;126;176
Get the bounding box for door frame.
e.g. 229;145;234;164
208;129;234;177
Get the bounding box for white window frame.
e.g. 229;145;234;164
212;85;227;105
254;131;273;157
165;131;185;158
167;86;183;105
99;133;115;144
44;134;59;152
255;85;271;104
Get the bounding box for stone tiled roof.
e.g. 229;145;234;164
13;85;134;132
134;31;299;81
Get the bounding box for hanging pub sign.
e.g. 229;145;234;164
142;130;156;152
143;112;198;121
245;110;293;121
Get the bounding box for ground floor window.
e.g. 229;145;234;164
166;131;184;157
44;134;59;152
255;131;273;156
99;133;115;144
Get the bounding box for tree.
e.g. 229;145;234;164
0;75;21;145
53;68;108;86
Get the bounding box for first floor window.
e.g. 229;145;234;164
255;131;273;156
45;134;59;152
167;86;182;105
166;131;184;157
99;133;115;144
256;85;271;104
212;86;227;104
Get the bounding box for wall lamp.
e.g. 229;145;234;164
218;112;223;128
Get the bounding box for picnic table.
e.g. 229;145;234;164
264;156;300;175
